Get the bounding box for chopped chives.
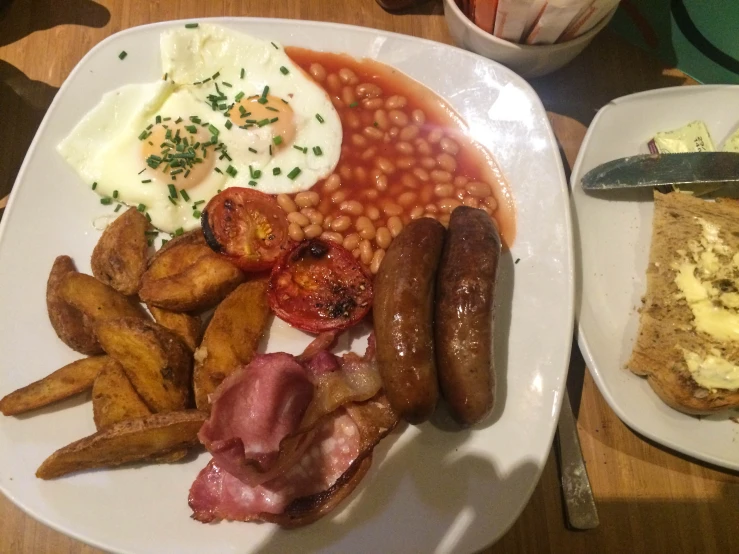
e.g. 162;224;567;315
272;136;283;146
145;230;159;236
280;66;289;75
189;116;201;123
208;124;219;136
349;101;358;108
193;200;205;207
265;106;279;112
114;204;122;212
281;98;289;104
184;170;190;178
248;147;257;153
226;165;237;177
118;51;127;60
138;168;146;174
137;203;146;212
170;168;184;176
163;73;168;81
101;197;112;205
168;184;177;198
218;103;227;110
175;117;183;124
248;180;257;187
261;85;270;98
254;169;262;178
155;115;161;124
235;92;245;102
163;117;171;121
212;71;220;80
313;146;323;156
316;113;325;123
141;179;152;183
287;167;301;180
138;130;149;140
161;238;168;246
270;117;278;123
257;97;268;105
145;212;151;222
271;42;278;49
214;167;223;174
175;227;184;236
91;182;98;190
113;190;119;198
193;210;201;218
240;68;245;79
221;81;232;87
273;167;281;175
180;190;190;201
269;145;273;156
146;123;154;130
257;118;270;127
185;125;197;133
225;120;233;130
293;145;305;152
168;196;177;205
185;22;199;28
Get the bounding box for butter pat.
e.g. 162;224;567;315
683;350;739;391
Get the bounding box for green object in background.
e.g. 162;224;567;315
610;0;739;84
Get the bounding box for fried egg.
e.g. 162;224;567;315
58;24;342;234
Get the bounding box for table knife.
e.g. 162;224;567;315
580;151;739;190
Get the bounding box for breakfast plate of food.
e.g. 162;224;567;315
572;85;739;472
0;19;573;554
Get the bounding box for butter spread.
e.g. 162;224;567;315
673;217;739;390
683;349;739;390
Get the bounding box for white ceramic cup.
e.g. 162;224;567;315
443;0;617;78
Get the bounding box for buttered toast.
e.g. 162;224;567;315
627;191;739;415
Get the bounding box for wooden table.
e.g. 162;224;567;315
1;1;738;552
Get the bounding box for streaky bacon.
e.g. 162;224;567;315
189;394;399;525
297;331;338;363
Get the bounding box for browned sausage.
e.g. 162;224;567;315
373;218;446;423
435;206;501;426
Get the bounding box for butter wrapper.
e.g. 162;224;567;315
494;0;536;43
722;127;739;153
648;120;715;154
525;0;586;45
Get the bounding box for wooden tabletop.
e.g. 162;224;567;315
1;1;738;553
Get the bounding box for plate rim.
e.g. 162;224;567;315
572;84;739;471
0;16;574;553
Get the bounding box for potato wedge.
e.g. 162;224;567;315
95;317;192;413
148;305;202;352
91;362;188;463
36;410;207;479
0;356;115;416
139;240;244;312
92;361;151;430
91;207;149;295
194;277;270;410
46;256;102;355
59;272;148;323
148;228;206;265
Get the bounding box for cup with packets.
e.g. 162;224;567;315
443;0;620;78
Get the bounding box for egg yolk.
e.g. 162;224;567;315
229;95;296;148
141;123;216;190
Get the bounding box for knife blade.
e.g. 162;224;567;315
581;151;739;190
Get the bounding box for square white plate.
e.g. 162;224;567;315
0;18;573;554
572;85;739;472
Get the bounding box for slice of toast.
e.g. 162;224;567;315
627;191;739;415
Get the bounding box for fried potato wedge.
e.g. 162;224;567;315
0;356;115;416
91;207;149;295
139;239;244;312
47;256;102;355
59;273;148;323
36;410;207;479
149;305;202;352
193;277;270;410
91;362;188;462
95;317;192;413
92;361;151;430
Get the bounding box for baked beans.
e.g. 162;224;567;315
287;48;511;266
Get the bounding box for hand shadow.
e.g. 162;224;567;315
0;60;58;213
0;0;109;48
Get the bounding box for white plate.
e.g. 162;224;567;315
0;18;573;554
572;85;739;472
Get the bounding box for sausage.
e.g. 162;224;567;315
435;206;501;426
373;217;446;423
